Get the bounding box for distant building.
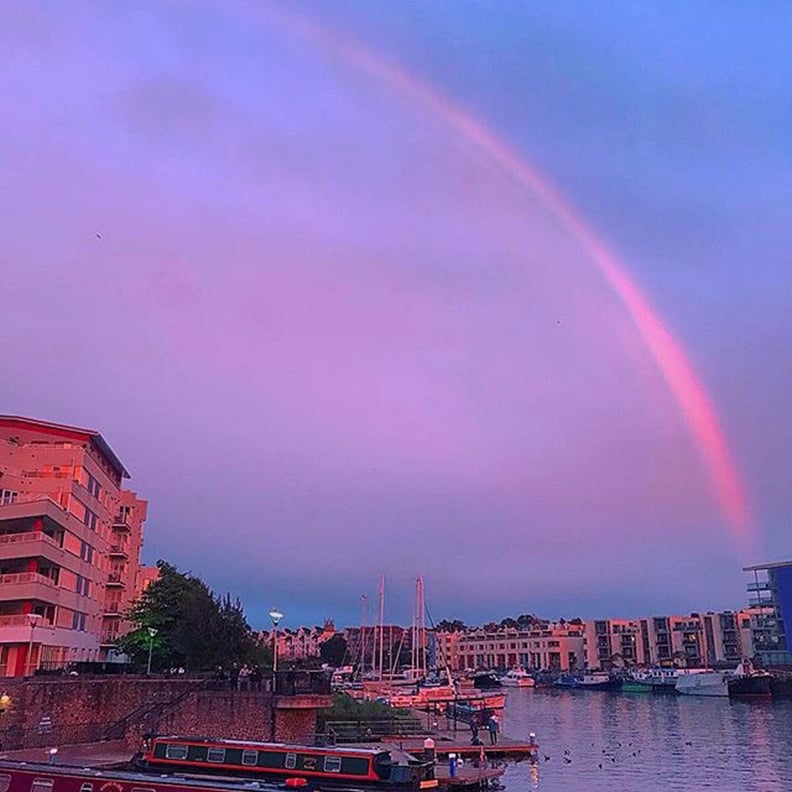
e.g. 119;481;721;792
436;622;585;672
136;565;160;599
260;620;337;662
0;415;148;676
743;560;792;666
584;611;754;669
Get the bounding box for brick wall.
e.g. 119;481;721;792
0;677;329;751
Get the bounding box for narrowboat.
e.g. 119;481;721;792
0;760;289;792
134;735;437;790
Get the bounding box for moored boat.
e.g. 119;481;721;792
555;672;620;691
0;761;294;792
727;661;772;698
675;670;730;697
499;669;535;688
135;735;437;789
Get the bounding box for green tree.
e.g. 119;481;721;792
319;635;348;668
435;619;467;633
118;560;265;671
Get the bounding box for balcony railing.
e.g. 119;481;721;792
0;530;60;548
103;602;123;615
0;614;53;628
112;514;132;530
0;571;57;587
108;543;129;557
107;573;125;587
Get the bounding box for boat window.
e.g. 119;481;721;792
0;774;11;792
207;748;226;763
132;787;156;792
31;780;54;792
80;784;93;792
165;744;189;760
285;753;297;770
323;756;342;774
241;751;258;766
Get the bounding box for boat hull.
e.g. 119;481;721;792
728;675;772;698
675;672;729;697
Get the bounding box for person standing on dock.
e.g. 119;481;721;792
470;711;480;743
487;712;499;745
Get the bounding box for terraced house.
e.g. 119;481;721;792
0;415;150;676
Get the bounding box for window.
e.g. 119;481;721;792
86;474;101;499
79;542;94;563
207;748;225;763
83;508;97;531
323;756;342;773
242;751;258;766
31;781;54;792
80;784;93;792
131;788;156;792
0;490;18;506
165;744;189;760
71;612;87;631
75;576;90;596
285;753;297;770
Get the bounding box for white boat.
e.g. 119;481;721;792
675;670;730;697
500;669;535;688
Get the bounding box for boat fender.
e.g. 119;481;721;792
285;779;308;788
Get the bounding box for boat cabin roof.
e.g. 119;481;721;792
152;736;387;758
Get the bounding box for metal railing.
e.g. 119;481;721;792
0;614;53;628
323;716;424;743
0;531;60;547
0;571;56;587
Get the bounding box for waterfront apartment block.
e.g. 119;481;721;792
583;611;754;669
0;415;147;676
435;622;585;672
743;560;792;666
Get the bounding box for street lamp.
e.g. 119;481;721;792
268;609;284;673
26;613;42;676
146;627;158;676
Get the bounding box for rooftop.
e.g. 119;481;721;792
743;560;792;572
0;415;130;479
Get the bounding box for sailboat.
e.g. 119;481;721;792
362;577;505;711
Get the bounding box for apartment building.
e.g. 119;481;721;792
436;622;585;672
0;415;147;676
743;560;792;666
584;611;754;669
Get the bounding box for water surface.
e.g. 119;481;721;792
499;688;792;792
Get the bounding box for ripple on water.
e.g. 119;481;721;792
495;688;792;792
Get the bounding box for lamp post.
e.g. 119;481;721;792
26;613;42;676
268;608;284;673
146;627;158;676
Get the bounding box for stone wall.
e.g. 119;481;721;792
0;677;330;751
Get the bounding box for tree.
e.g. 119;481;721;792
499;618;519;629
319;635;348;668
435;619;467;633
118;560;266;671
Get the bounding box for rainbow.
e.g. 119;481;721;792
220;1;753;549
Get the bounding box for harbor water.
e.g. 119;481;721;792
498;688;792;792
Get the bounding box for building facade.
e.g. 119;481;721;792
436;622;585;672
743;560;792;666
260;621;337;662
0;415;147;676
583;611;754;669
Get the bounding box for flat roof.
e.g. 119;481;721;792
0;415;130;479
743;560;792;572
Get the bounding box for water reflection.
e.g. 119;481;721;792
499;688;792;792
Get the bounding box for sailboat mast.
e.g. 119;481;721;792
378;574;385;681
360;594;368;678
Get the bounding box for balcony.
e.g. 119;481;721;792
0;571;57;600
112;514;132;531
747;581;772;592
108;543;129;559
749;597;776;608
100;631;120;646
103;602;123;616
0;614;53;628
106;573;125;588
